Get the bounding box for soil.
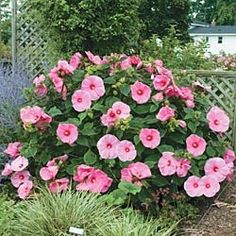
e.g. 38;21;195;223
180;174;236;236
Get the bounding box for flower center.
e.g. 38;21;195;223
167;160;171;166
137;89;143;95
213;166;219;172
107;143;112;149
193;183;198;188
160;81;166;87
90;84;95;90
19;164;23;168
125;147;130;152
64;130;71;136
109;112;116;118
192;142;199;148
146;135;153;141
77;98;82;103
214;120;219;125
205;183;211;189
116;109;121;115
19;175;24;180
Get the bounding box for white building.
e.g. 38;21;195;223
189;25;236;55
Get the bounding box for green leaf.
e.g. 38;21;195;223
118;181;141;195
83;149;98;165
133;104;150;115
21;145;37;158
47;106;62;117
92;103;106;113
206;146;216;156
67;118;81;126
152;175;169;187
105;189;127;205
120;84;130;96
145;161;156;168
188;122;197;133
77;136;90;147
149;104;158;112
133;135;140;145
171;177;185;186
157;145;174;153
104;76;116;84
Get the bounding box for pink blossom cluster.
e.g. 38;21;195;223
33;75;48;97
101;101;131;127
214;54;236;70
184;150;235;197
1;142;33;199
97;134;137;162
73;164;112;193
39;155;69;193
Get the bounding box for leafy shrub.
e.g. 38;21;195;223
8;188;177;236
212;53;236;71
1;52;235;213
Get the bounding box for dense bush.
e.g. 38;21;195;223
212;53;236;71
1;52;235;214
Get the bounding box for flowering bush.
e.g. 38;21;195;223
212;53;236;71
1;52;235;211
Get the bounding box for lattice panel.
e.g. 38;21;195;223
16;0;50;79
193;71;236;150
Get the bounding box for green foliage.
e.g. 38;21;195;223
139;0;191;42
27;0;142;57
141;29;215;70
8;188;178;236
215;1;236;25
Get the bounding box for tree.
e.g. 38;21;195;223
0;0;11;44
215;1;236;25
139;0;191;41
28;0;142;56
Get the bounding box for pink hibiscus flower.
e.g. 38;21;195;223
97;134;119;159
49;178;69;193
70;52;82;70
178;120;187;128
39;166;59;181
186;134;207;157
11;156;28;172
153;75;170;91
1;163;13;176
153;92;164;101
204;157;229;182
207;106;230;133
200;175;220;198
73;164;95;182
112;101;131;119
120;57;132;70
156;106;175;122
56;123;79;145
158;152;177;176
100;108;117;127
131;81;151;104
4;142;22;158
81;75;105;101
223;149;236;164
33;75;48;97
85;51;108;65
184;176;202;197
121;162;151;186
72;90;92;112
46;154;69;167
116;140;137;162
17;180;33;200
130;55;143;69
11;170;31;188
139;128;161;149
176;159;191;177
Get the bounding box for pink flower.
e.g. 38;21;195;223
116;140;137;162
4;142;22;158
165;85;180;97
153;92;164;101
186;134;207;157
112;101;131;119
85;51;108;65
185;100;195;108
153;75;170;91
97;134;119;159
17;180;33;199
81;75;105;101
178;120;187;128
100;108;117;127
39;166;59;181
120;57;132;70
179;87;194;101
130;55;143;69
184;176;202;197
204;157;229;182
46;154;68;167
34;83;48;97
1;163;13;176
207;106;230;133
73;164;95;182
11;156;28;172
176;159;191;177
156;106;175;122
121;162;151;186
131;81;151;104
200;175;220;197
56;123;79;145
33;75;46;85
57;60;74;75
70;52;82;70
145;64;155;74
72;90;92;112
49;178;69;193
223;149;236;164
10;170;30;188
76;169;112;193
226;162;234;182
158;152;177;176
139;128;161;149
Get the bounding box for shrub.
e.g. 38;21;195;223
212;53;236;71
1;52;235;213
